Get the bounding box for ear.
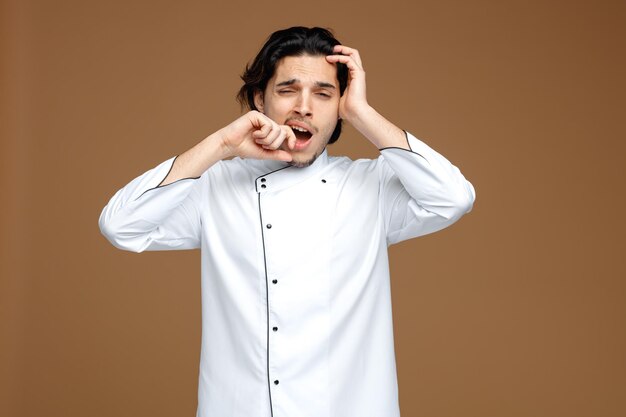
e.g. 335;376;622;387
253;90;264;113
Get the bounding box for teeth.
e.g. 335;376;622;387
290;126;308;133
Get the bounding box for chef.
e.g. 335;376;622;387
99;26;476;417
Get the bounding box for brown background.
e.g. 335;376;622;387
2;0;625;416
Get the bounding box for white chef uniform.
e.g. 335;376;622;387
99;131;475;417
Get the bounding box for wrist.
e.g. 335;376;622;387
344;104;376;131
345;105;407;149
211;128;236;160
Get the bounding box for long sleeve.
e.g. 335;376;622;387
98;156;203;252
378;131;476;245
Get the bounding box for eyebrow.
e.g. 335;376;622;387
275;79;336;89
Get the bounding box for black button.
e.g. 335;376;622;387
261;178;266;182
261;184;267;188
321;179;327;183
266;224;272;229
272;279;278;284
272;326;278;331
274;380;279;385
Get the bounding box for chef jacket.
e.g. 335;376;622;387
99;131;476;417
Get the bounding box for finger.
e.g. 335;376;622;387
252;120;272;139
260;137;283;150
255;123;281;145
281;125;297;150
266;127;289;150
331;44;362;67
326;54;363;73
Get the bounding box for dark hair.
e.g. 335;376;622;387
236;26;348;144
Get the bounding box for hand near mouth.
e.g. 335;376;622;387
219;111;297;162
253;121;297;152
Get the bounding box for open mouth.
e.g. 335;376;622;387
286;123;314;151
289;125;313;141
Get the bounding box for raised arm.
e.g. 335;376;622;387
325;45;409;150
99;111;297;252
326;45;475;244
159;111;297;185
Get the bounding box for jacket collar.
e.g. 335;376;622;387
252;148;330;194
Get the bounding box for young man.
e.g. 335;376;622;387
99;26;475;417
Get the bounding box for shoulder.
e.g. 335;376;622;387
324;154;389;191
328;153;386;175
210;157;275;175
200;157;259;186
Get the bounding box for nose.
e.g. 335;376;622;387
294;91;313;117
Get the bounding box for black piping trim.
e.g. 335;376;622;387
157;154;178;186
379;145;423;155
254;165;290;193
135;176;201;200
134;155;201;200
257;193;274;417
379;146;429;163
379;131;429;164
403;129;411;150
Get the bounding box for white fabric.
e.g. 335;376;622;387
99;131;475;417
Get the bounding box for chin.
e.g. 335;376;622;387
288;153;318;168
